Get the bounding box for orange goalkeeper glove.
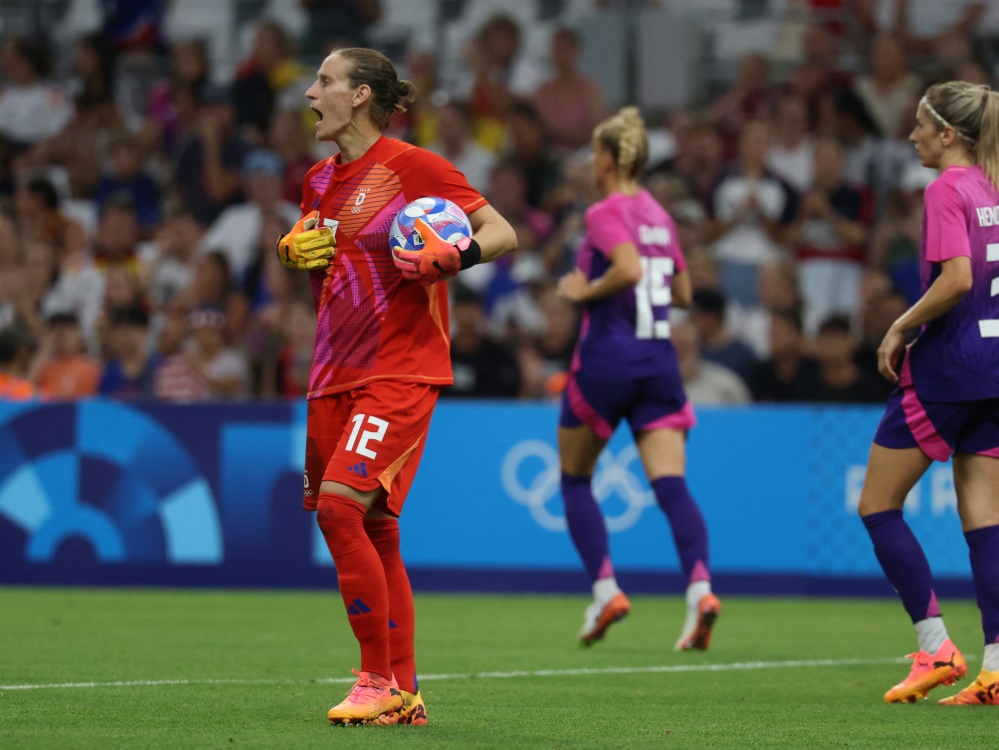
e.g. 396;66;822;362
391;218;481;286
276;210;336;271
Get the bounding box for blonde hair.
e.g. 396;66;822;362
333;48;417;132
922;81;999;192
593;106;648;181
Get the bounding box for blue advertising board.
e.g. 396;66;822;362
0;400;974;595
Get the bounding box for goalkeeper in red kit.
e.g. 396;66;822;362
276;47;517;726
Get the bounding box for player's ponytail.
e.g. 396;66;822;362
594;106;649;182
335;47;416;131
978;91;999;194
922;81;999;193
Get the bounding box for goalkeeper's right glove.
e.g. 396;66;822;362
276;210;336;270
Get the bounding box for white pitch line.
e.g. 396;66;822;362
0;656;928;692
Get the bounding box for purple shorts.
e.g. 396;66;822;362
874;382;999;462
559;371;696;440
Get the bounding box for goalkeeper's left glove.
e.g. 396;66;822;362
276;210;336;271
391;218;481;285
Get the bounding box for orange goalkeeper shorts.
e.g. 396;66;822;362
304;380;439;516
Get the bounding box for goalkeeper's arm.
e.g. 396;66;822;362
464;204;518;265
277;210;337;271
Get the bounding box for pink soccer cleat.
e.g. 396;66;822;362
883;639;967;703
327;669;404;726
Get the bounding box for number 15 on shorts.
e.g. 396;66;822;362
345;413;389;459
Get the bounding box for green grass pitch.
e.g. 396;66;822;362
0;587;995;749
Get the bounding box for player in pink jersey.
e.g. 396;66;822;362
857;81;999;705
557;107;720;650
277;48;517;725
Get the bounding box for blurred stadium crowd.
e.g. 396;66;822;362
0;0;996;403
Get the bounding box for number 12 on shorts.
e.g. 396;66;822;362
636;256;674;339
345;414;388;459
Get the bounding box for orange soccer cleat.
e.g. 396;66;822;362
883;639;967;703
675;593;722;651
376;688;428;725
938;669;999;705
327;669;404;726
578;592;631;646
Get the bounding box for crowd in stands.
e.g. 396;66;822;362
0;0;994;404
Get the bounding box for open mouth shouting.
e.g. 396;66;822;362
311;105;324;126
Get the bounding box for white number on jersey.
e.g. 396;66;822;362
345;413;389;459
635;256;674;339
980;243;999;337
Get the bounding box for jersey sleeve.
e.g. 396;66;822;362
924;177;971;263
390;147;488;217
586;203;632;259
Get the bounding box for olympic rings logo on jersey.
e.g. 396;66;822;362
501;440;655;532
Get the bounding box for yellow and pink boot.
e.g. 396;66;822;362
884;638;967;703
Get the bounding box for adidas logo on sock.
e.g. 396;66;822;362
346;462;368;478
347;598;372;616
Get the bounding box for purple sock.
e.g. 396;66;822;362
965;524;999;645
561;472;613;583
862;509;940;624
651;476;710;584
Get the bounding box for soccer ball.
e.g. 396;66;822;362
389;196;472;254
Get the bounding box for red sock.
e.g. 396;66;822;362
364;517;416;693
316;493;391;681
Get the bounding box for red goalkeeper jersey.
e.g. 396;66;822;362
300;136;487;398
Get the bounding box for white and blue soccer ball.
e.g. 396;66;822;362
389;196;472;254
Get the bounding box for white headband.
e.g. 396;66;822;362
919;95;976;145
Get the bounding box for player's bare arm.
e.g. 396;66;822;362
558;241;642;302
671;269;693;309
878;255;972;383
467;204;518;263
